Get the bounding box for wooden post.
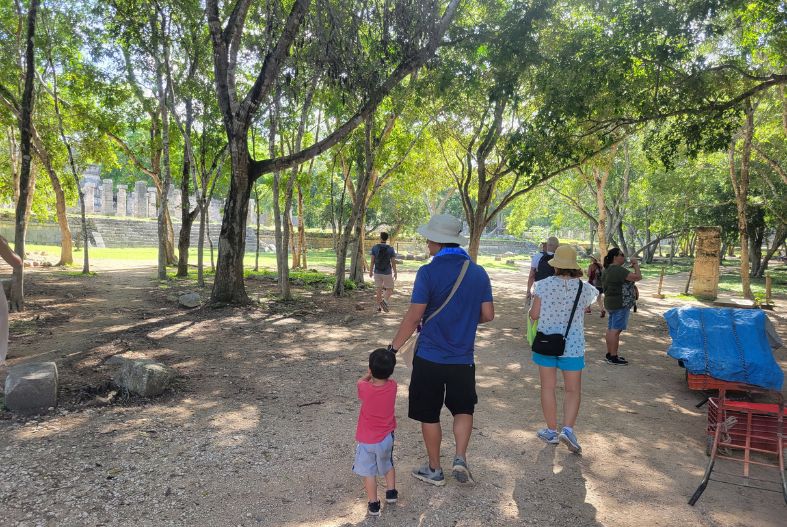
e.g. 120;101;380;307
765;274;772;306
655;267;665;298
684;269;693;295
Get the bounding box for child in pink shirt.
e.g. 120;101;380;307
353;348;397;516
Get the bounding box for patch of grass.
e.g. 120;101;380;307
56;270;97;277
717;272;786;297
245;268;357;290
671;293;700;301
166;268;215;280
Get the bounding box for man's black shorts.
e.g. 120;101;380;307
408;355;477;423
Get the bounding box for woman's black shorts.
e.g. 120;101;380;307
408;355;477;423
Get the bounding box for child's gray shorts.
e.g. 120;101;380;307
352;432;394;477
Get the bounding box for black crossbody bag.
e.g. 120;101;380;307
532;281;583;357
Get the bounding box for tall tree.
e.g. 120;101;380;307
206;0;460;303
7;0;40;310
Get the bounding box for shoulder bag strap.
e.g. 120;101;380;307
423;259;471;326
563;281;583;339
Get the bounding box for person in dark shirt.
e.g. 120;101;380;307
370;232;397;313
601;248;642;365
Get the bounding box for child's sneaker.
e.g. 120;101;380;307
411;463;445;486
367;500;381;516
451;456;475;484
385;489;398;503
537;427;559;444
559;427;582;454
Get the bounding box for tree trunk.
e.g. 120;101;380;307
297;183;306;268
748;224;765;277
289;213;297;269
197;198;207;287
594;166;610;259
211;136;252;304
334;120;374;296
11;0;40;311
729;101;754;299
617;222;629;257
46;166;72;266
176;99;196;277
8;128;20;205
349;211;366;283
466;206;485;261
254;183;261;272
755;224;786;277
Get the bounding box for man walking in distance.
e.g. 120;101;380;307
370;232;397;312
388;214;494;485
526;236;559;303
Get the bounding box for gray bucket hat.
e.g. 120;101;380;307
416;214;467;245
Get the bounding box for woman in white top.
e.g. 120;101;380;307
529;245;598;454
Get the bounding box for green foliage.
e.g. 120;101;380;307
245;268;357;291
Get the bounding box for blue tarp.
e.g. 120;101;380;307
664;307;784;391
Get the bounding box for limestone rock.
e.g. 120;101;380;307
113;359;174;397
178;292;201;308
4;362;58;414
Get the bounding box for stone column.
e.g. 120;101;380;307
147;187;157;217
116;185;127;216
248;199;256;225
84;183;96;213
209;199;221;223
101;179;114;214
170;187;182;218
691;226;721;300
134;181;147;217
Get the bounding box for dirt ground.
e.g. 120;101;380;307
0;260;785;527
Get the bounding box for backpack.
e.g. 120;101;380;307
622;281;639;309
372;244;394;274
534;252;555;281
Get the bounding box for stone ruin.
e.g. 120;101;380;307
74;166;261;226
691;226;721;300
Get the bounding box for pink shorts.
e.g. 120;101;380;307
374;273;395;289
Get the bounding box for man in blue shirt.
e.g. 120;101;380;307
389;214;494;486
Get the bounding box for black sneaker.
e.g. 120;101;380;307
605;353;628;365
385;489;398;503
367;500;381;516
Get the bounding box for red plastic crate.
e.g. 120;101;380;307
707;397;781;454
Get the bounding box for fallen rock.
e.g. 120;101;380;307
178;292;201;308
354;303;365;311
4;362;58;414
113;359;174;397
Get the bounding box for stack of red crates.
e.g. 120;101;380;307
688;373;782;455
706;397;782;454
